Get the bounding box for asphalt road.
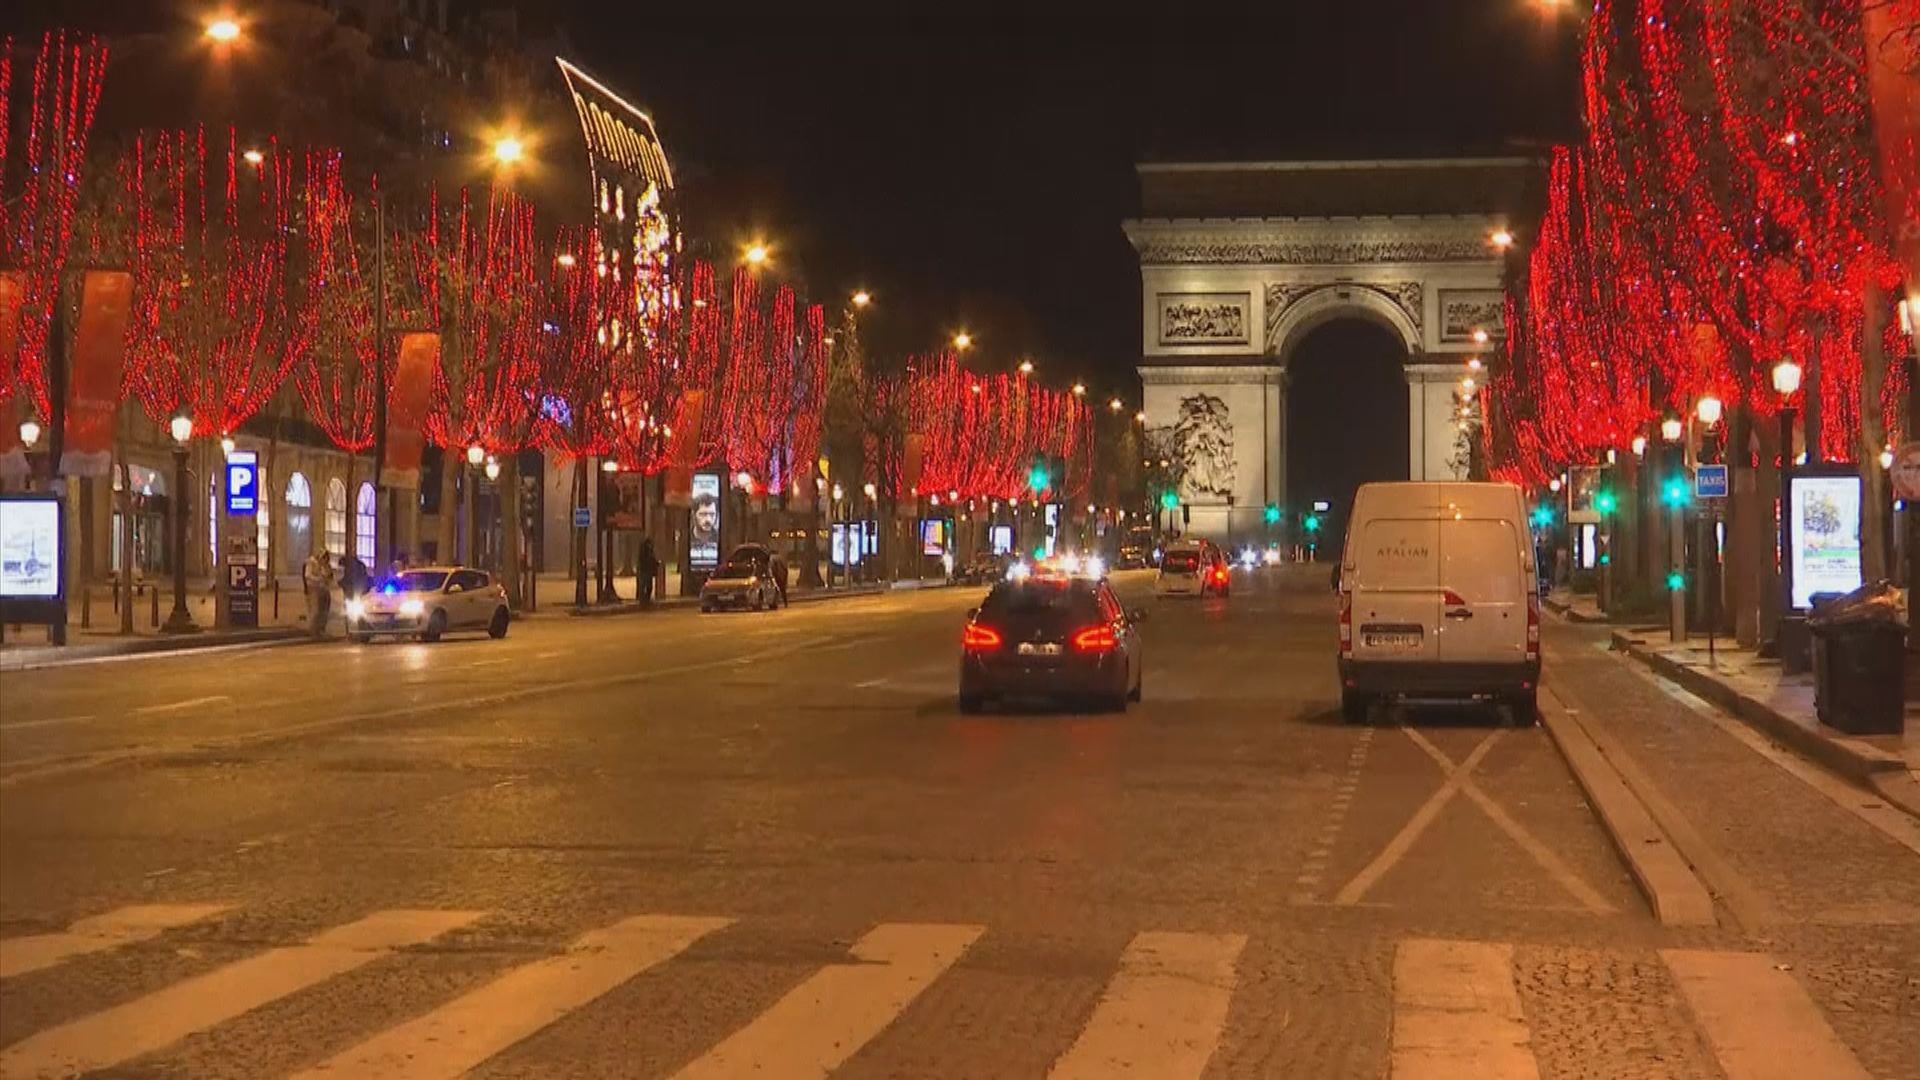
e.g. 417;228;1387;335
0;565;1916;1078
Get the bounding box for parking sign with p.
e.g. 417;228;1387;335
226;449;258;515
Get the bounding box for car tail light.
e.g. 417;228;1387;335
1071;624;1117;653
962;624;1003;652
1526;593;1541;662
1212;566;1229;585
1338;589;1353;657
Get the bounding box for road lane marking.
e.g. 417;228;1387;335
1392;939;1539;1080
1293;728;1374;902
670;922;983;1079
1048;931;1245;1080
1401;727;1614;915
0;715;95;733
463;657;512;669
295;914;731;1079
132;694;231;715
0;903;231;980
1661;950;1869;1080
1333;732;1500;906
0;908;481;1077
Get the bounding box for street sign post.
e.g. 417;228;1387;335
1694;464;1729;500
225;546;259;628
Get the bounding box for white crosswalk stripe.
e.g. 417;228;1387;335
1392;939;1539;1080
0;902;231;980
0;908;481;1079
292;914;731;1079
1049;930;1246;1079
1661;949;1872;1080
669;922;984;1080
0;905;1883;1078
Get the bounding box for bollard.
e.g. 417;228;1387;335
150;583;160;628
273;577;280;620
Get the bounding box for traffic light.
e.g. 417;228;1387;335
1159;490;1179;511
1263;503;1280;525
1303;513;1321;533
1594;489;1617;515
1028;459;1050;494
1530;505;1554;528
1661;477;1689;507
1666;570;1685;591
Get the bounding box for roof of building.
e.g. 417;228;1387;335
1135;158;1545;220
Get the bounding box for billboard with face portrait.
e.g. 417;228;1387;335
689;471;722;571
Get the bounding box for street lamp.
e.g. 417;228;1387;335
491;135;525;166
220;435;236;458
163;410;198;633
1631;435;1648;457
1134;410;1147;424
241;148;264;167
852;290;871;308
1072;382;1087;397
743;243;769;268
1490;228;1515;251
556;252;578;268
484;457;502;482
1108;397;1123;412
17;417;40;451
1018;359;1034;375
1660;416;1684;443
602;459;621;474
1472;328;1490;346
203;16;241;42
466;443;486;467
952;332;972;351
1694;394;1724;429
862;482;876;499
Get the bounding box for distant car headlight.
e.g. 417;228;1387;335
1085;556;1106;578
344;598;366;620
1006;561;1030;581
399;598;425;617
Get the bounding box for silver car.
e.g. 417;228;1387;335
345;566;510;643
699;549;784;613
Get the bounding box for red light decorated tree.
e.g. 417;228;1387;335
292;151;378;463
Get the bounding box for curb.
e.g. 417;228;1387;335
1542;595;1611;624
1539;686;1716;926
1609;630;1920;820
0;628;308;673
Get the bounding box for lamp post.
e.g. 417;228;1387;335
17;417;41;491
1772;359;1802;626
163;411;199;633
463;443;485;568
1662;415;1685;644
1695;395;1724;655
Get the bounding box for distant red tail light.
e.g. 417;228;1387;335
1212;567;1228;585
1071;624;1117;653
962;624;1003;651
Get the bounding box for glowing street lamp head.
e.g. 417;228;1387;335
743;243;769;267
465;443;486;466
851;290;871;307
1631;435;1648;457
18;417;41;449
1695;394;1724;427
242;148;264;166
1108;397;1123;412
1490;228;1515;250
1134;410;1147;423
1471;328;1490;345
491;135;525;166
169;412;194;446
220;435;237;458
555;252;578;268
1018;359;1034;375
1071;382;1087;397
484;458;502;481
204;16;241;42
952;332;972;351
1771;358;1803;397
1661;417;1684;443
862;482;877;499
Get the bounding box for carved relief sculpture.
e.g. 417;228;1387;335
1158;293;1250;345
1438;289;1507;342
1170;394;1235;498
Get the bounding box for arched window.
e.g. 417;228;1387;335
355;482;376;565
285;472;312;565
324;477;348;556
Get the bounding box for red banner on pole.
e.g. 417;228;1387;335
1864;3;1920;292
59;269;132;477
382;332;439;488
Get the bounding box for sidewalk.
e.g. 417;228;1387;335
1607;628;1920;819
1541;589;1613;624
2;582;318;672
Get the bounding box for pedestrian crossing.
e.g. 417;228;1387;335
0;903;1878;1078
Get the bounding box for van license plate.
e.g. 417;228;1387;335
1362;626;1423;649
1017;642;1062;656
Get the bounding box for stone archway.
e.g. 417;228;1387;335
1285;318;1412;553
1125;158;1537;543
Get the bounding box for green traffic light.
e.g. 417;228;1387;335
1661;479;1689;507
1594;490;1617;514
1160;490;1179;511
1028;465;1050;493
1303;514;1321;532
1263;504;1280;524
1666;570;1685;591
1531;506;1553;528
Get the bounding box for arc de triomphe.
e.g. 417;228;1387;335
1124;157;1541;542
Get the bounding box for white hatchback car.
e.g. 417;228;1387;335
346;566;510;643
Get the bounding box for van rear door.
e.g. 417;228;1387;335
1437;516;1527;665
1349;516;1441;664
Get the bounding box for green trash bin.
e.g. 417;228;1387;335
1809;586;1906;736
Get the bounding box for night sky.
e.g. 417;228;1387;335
545;6;1583;394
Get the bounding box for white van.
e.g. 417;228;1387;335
1336;482;1540;722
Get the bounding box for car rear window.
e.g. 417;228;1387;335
981;580;1099;618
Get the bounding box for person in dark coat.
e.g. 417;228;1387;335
637;537;659;604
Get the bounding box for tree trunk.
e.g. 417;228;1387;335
116;451;134;635
436;459;458;565
501;454;523;609
572;457;589;607
1860;281;1892;582
1729;404;1761;646
1756;415;1782;644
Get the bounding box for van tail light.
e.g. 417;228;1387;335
962;624;1003;652
1071;624;1118;653
1526;594;1541;662
1338;589;1353;657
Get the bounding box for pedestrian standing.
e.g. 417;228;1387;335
637;536;659;605
303;547;335;638
340;553;369;601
